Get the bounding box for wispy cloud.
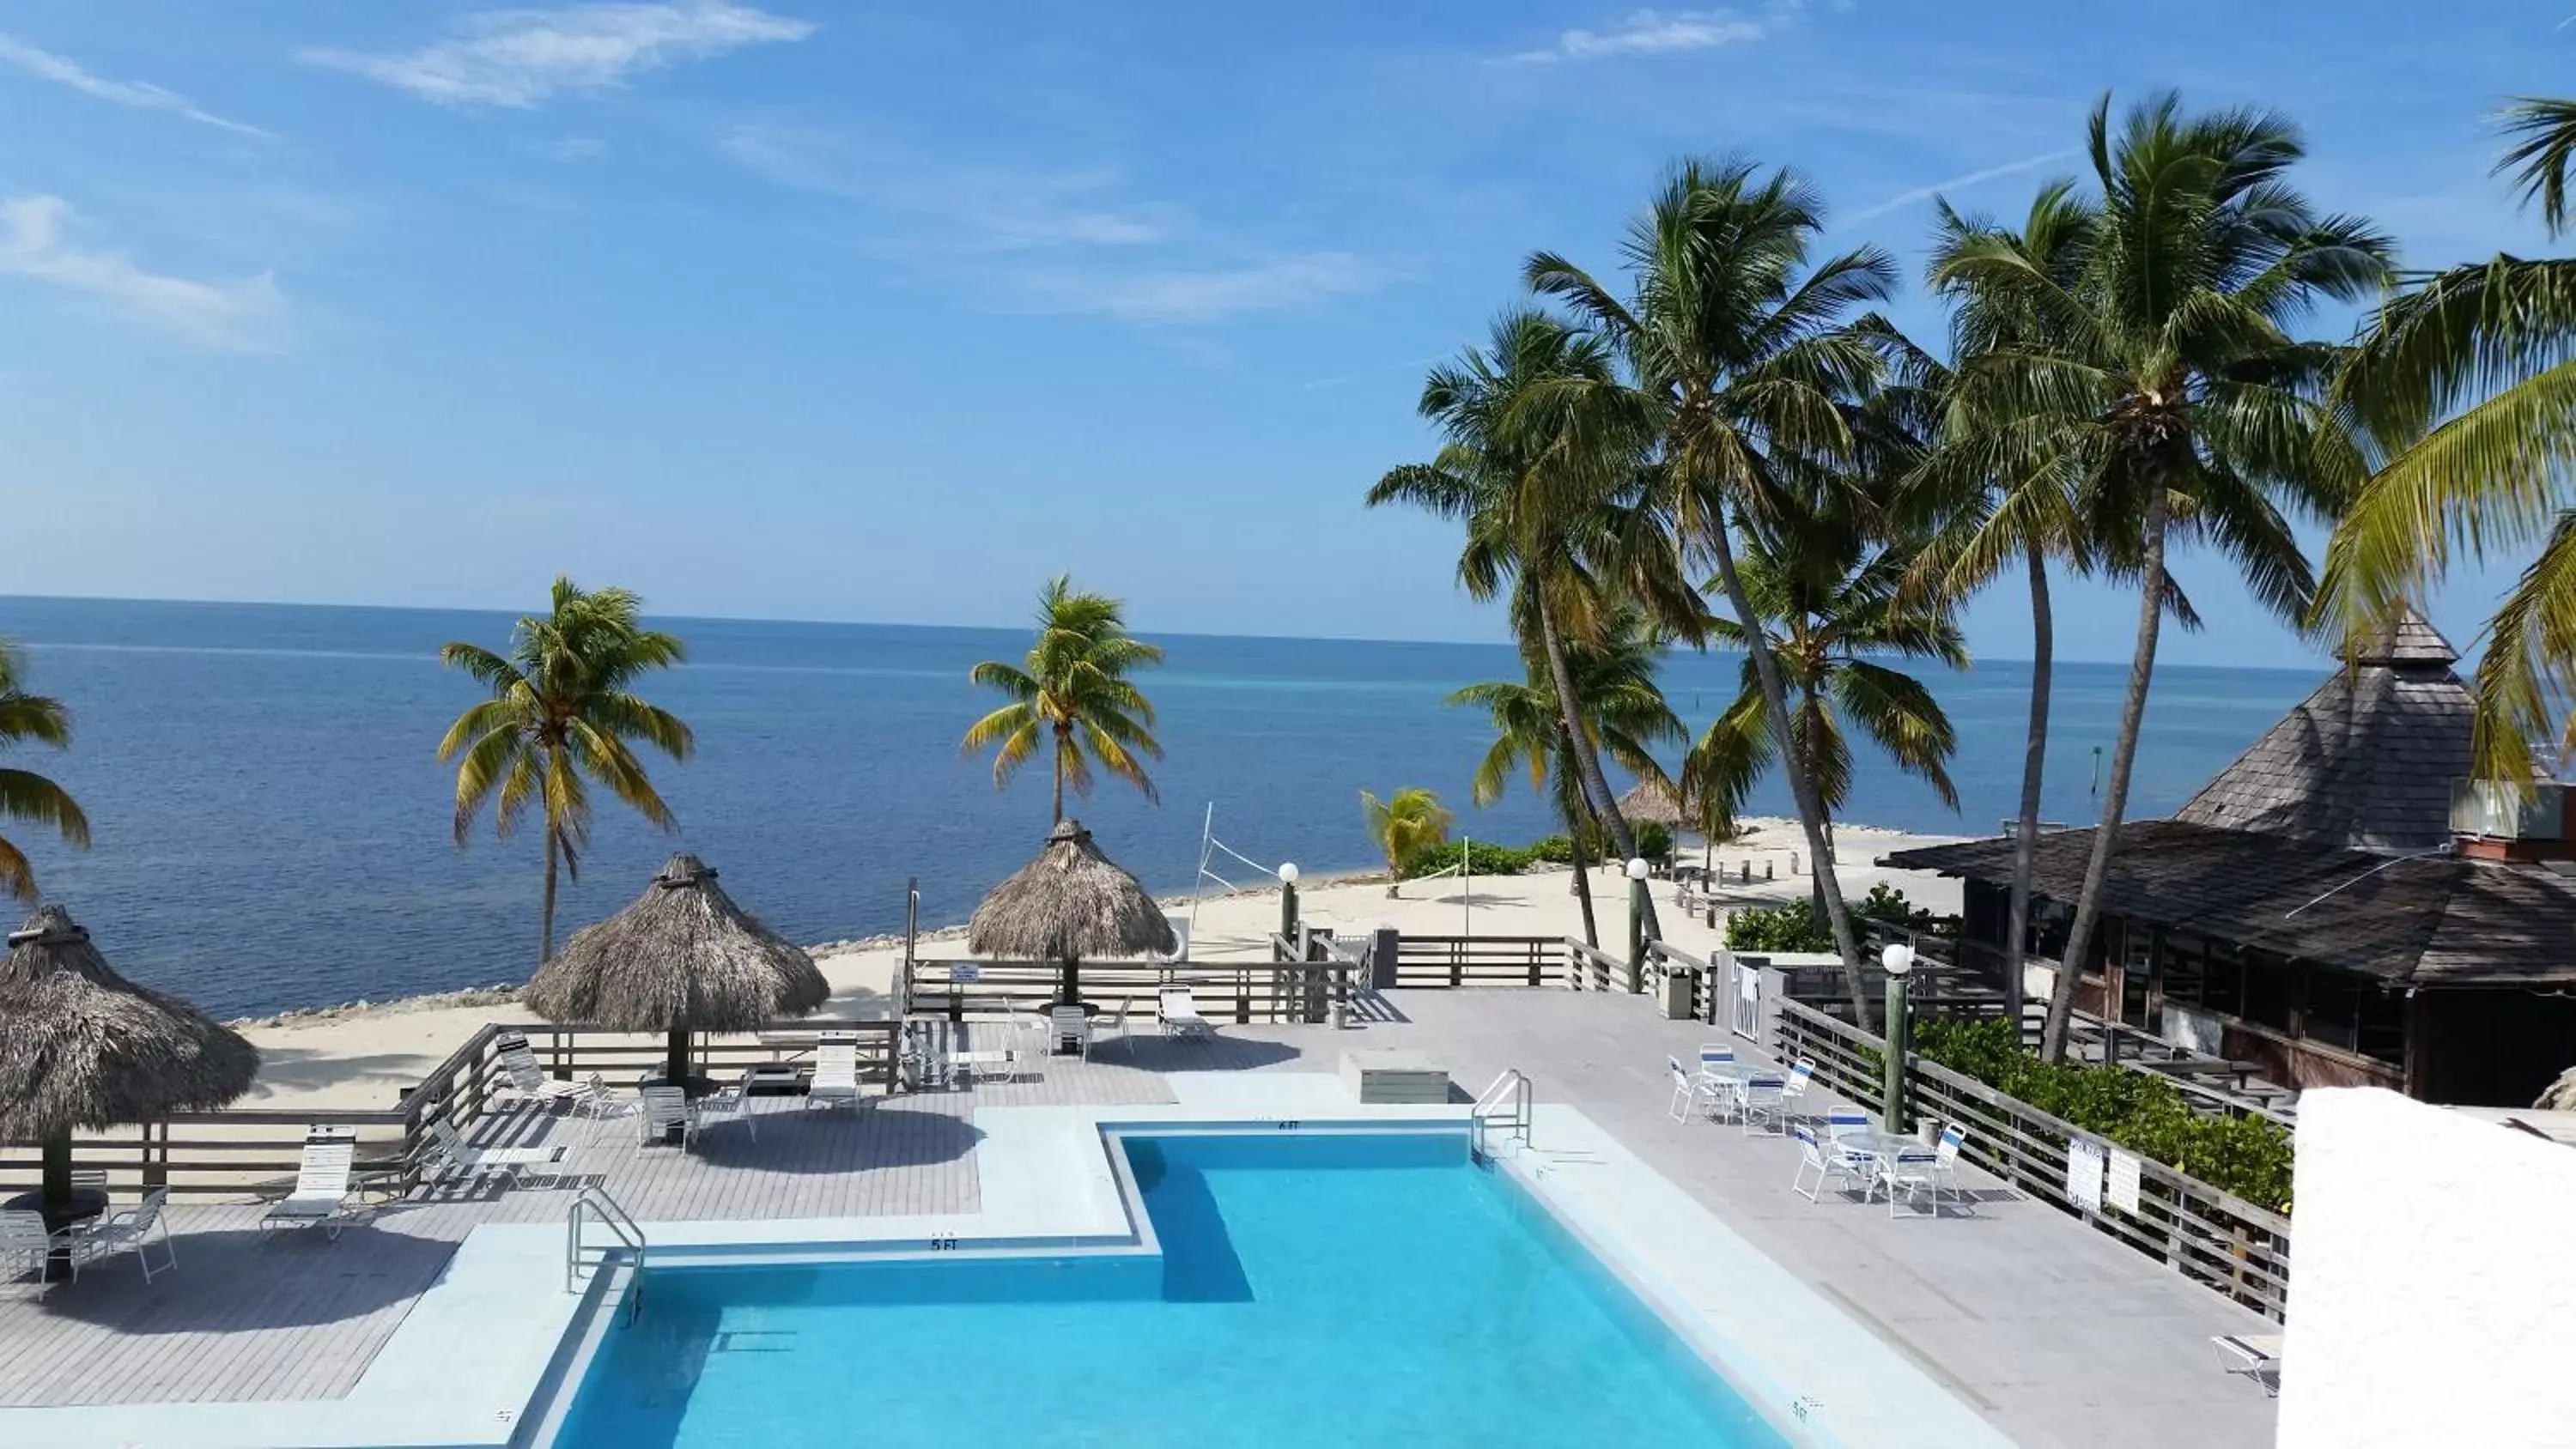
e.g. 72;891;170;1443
0;195;288;349
0;33;272;138
1842;148;2078;225
720;126;1182;252
1019;255;1384;324
1497;7;1778;65
299;0;813;108
533;136;608;161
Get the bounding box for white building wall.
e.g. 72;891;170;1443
2279;1088;2576;1449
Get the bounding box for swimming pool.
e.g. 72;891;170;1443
551;1131;1792;1447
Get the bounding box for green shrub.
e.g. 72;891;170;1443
1399;840;1536;880
1724;898;1836;953
1909;1016;2295;1211
1633;821;1674;861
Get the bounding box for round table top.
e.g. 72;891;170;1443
3;1186;108;1231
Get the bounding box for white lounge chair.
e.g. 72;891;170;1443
690;1070;758;1143
637;1086;696;1152
76;1187;177;1281
262;1128;365;1240
805;1031;864;1110
1789;1125;1868;1203
568;1072;639;1140
494;1034;585;1113
1157;987;1212;1044
0;1210;70;1293
425;1113;562;1189
2211;1333;2283;1397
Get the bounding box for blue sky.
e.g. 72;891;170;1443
0;1;2562;668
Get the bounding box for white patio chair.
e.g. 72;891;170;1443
690;1070;758;1143
494;1033;584;1113
1054;1003;1096;1058
1739;1074;1789;1136
805;1031;864;1110
1789;1125;1868;1203
75;1187;177;1282
1157;987;1212;1045
1091;997;1133;1061
0;1210;71;1293
569;1072;639;1141
1665;1056;1725;1122
261;1127;363;1241
1881;1143;1945;1218
1930;1125;1972;1214
2211;1334;2284;1397
1696;1043;1735;1070
1781;1059;1817;1114
1823;1106;1880;1179
637;1086;696;1153
426;1112;562;1187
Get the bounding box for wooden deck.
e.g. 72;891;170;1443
0;997;2278;1447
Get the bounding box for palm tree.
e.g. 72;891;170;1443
2323;98;2576;781
1522;158;1900;1022
1367;310;1689;938
1359;788;1454;895
1934;92;2391;1060
1687;508;1967;865
0;641;89;902
438;578;695;962
1448;603;1685;943
962;576;1164;823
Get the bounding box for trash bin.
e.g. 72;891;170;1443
1662;967;1697;1021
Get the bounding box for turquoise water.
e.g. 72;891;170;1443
554;1134;1789;1448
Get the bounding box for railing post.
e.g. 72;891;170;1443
1371;926;1398;991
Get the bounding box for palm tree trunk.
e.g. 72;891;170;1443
1706;519;1873;1031
2006;542;2053;1046
1567;795;1601;948
540;829;561;963
2041;488;2167;1062
1051;725;1068;824
1535;594;1662;939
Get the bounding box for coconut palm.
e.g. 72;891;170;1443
1449;603;1686;943
962;576;1165;824
1687;508;1967;859
2323;97;2576;781
0;642;88;904
438;578;695;962
1521;158;1901;1021
1359;788;1455;896
1367;310;1687;938
1934;92;2391;1059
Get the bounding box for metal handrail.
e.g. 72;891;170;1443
1472;1068;1533;1156
567;1185;648;1319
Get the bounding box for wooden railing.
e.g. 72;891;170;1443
1773;997;2293;1322
0;1018;901;1202
1388;934;1564;988
1562;938;1625;993
901;956;1336;1025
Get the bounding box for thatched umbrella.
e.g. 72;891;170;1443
523;853;829;1086
1617;779;1687;829
968;819;1176;1003
0;906;258;1214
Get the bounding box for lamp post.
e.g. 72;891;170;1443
1880;942;1916;1134
1279;863;1299;945
1625;857;1650;994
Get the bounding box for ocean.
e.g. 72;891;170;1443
0;596;2316;1018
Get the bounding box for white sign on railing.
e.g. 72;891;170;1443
2106;1149;2143;1216
2067;1138;2107;1213
945;963;982;983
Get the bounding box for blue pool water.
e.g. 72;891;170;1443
554;1133;1791;1448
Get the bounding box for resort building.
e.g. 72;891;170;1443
1888;610;2576;1108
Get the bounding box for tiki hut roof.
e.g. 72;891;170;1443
1617;778;1686;828
968;819;1176;961
2171;606;2478;853
0;906;258;1141
522;854;829;1033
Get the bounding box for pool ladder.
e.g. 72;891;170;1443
568;1185;649;1325
1472;1069;1533;1159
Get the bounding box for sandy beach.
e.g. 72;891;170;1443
230;818;1962;1112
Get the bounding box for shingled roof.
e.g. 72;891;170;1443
1885;823;2576;986
2169;606;2470;852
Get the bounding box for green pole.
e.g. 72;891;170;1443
1280;864;1299;945
1625;859;1647;994
1882;964;1912;1134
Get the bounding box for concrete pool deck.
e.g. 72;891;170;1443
0;991;2277;1449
